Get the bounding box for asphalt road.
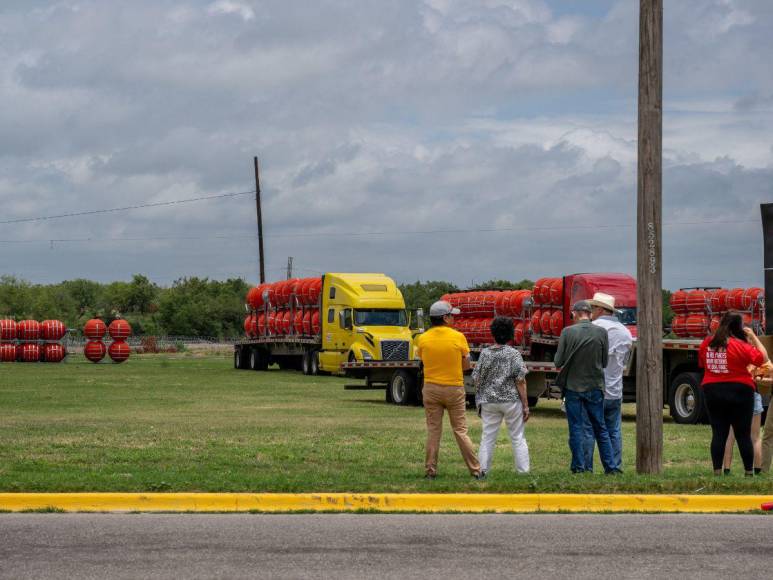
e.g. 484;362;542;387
1;514;770;579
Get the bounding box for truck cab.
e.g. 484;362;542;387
317;273;414;373
562;273;638;336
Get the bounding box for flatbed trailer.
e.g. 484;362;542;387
341;337;714;424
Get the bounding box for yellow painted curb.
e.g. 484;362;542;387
1;493;771;513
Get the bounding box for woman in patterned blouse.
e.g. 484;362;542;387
472;316;530;476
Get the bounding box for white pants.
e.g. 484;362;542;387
478;401;530;474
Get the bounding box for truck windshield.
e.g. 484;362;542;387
616;307;637;326
354;309;407;327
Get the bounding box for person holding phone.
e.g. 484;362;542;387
699;311;769;476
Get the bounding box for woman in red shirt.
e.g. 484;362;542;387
699;312;768;476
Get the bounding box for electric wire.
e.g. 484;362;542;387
0;189;256;225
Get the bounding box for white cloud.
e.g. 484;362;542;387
207;1;255;22
0;0;771;289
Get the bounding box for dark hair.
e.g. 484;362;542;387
490;316;515;345
430;315;446;327
709;311;746;349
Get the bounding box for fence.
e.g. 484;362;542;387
64;335;238;354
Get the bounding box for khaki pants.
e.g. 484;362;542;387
423;382;480;476
761;405;773;472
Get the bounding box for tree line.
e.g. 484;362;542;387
0;275;674;338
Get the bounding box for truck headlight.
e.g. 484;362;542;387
360;349;373;360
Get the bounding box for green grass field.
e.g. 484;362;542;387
1;355;770;494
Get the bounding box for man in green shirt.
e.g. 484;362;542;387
554;301;618;473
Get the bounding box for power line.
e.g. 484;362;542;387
0;189;256;225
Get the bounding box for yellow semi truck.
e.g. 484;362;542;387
233;273;417;375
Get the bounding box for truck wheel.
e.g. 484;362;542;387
389;370;417;406
527;396;539;408
249;349;260;371
310;351;320;376
669;372;707;424
235;347;249;370
302;351;311;375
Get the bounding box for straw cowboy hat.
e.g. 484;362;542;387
587;292;619;313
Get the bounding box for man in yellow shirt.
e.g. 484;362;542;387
416;300;481;479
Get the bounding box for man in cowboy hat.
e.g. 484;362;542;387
584;292;633;472
415;300;482;480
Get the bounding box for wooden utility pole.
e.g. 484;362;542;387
254;156;266;284
636;0;664;474
286;257;294;280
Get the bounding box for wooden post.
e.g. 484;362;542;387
254;156;266;284
636;0;663;474
286;256;294;280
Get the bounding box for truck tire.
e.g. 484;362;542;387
527;396;539;408
249;348;260;371
389;370;417;406
669;372;707;424
302;351;311;375
234;347;249;370
309;351;320;376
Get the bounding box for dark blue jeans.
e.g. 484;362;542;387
582;398;622;472
564;389;616;473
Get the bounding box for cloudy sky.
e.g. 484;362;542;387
1;0;771;290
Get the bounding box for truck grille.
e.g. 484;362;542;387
380;340;409;361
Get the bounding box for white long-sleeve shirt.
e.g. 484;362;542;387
592;315;633;400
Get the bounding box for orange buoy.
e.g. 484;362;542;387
742;287;763;312
0;343;17;362
686;290;709;314
19;342;40;362
514;322;525;345
302;311;312;335
257;313;267;336
108;319;132;340
17;320;40;341
549;279;563;305
43;343;65;363
84;340;106;363
727;288;745;310
532;279;546;305
670;290;688;315
540;310;553;337
685;314;709;338
311;309;321;334
708;289;728;313
550;310;564;336
84;319;107;340
671;316;688;338
293;311;304;334
531;309;542;335
108;340;130;363
0;319;17;341
40;320;66;341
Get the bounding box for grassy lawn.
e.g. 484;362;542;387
1;355;771;494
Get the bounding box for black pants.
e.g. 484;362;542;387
703;383;755;472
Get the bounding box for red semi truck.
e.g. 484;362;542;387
342;272;766;424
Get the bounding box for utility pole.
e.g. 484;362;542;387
636;0;663;474
254;156;266;284
761;204;773;334
286;257;294;280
